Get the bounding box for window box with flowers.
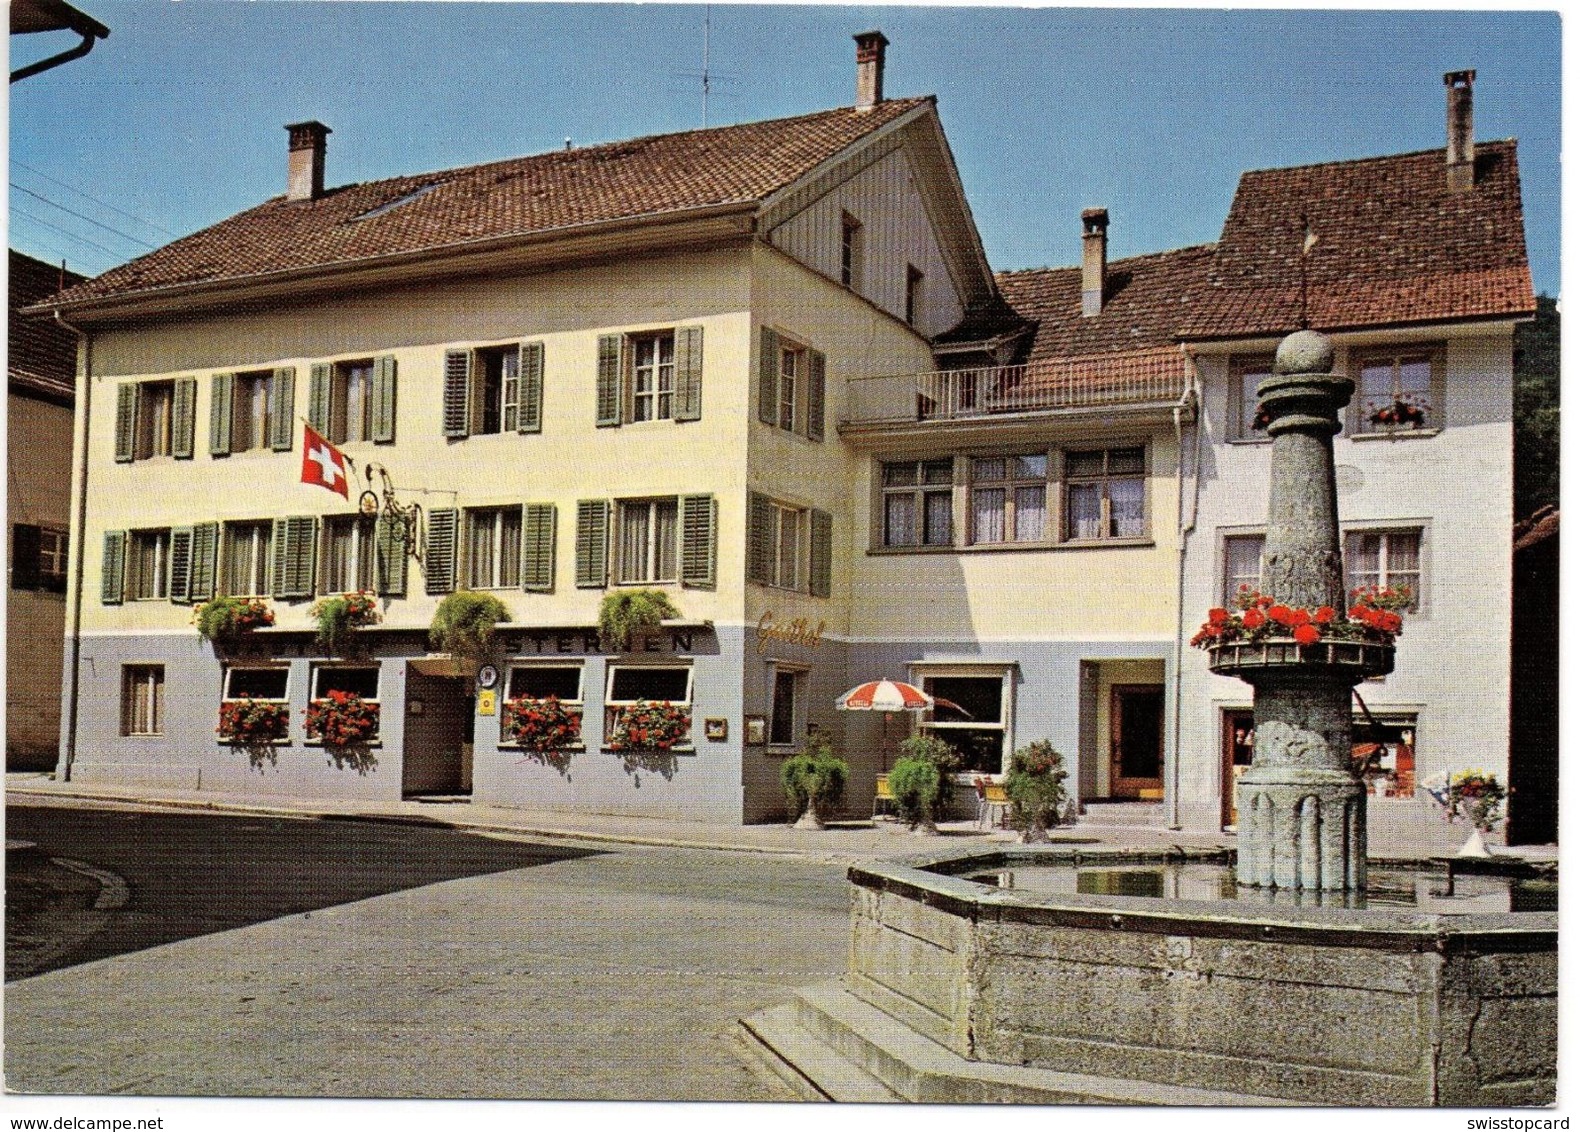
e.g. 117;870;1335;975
304;690;380;748
606;701;692;752
1193;585;1410;679
501;695;583;753
310;591;381;655
195;595;275;644
217;698;291;744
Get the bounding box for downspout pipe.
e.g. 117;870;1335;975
1168;350;1205;830
10;30;99;83
55;310;91;781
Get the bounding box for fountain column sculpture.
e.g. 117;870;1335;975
1210;330;1393;893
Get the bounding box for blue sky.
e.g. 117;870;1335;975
8;3;1563;296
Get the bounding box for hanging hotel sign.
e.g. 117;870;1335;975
756;612;826;656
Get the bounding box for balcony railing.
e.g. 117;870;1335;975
842;352;1189;427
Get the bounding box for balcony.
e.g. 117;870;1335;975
840;349;1190;436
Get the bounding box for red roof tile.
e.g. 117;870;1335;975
45;98;932;309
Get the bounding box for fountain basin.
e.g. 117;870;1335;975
845;846;1555;1106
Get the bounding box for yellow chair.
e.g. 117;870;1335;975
873;773;895;820
980;781;1011;829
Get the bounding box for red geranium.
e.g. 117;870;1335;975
1292;624;1322;646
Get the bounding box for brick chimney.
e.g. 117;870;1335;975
854;31;888;110
285;120;331;202
1444;70;1476;191
1081;208;1109;317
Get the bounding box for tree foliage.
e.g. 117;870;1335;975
1514;294;1560;519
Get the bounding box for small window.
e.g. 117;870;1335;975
231;371;274;452
777;345;801;432
970;455;1048;544
224;666;289;701
136;381;176;459
840;213;863;290
466;506;522;589
472;346;519;435
222;520;272;597
312;665;379;700
1346;529;1423;610
769;667;805;747
1222;533;1265;604
905;265;924;327
121;664;165;736
328;359;375;444
321;515;375;594
1354;347;1443;434
881;459;954;548
605;664;693;742
1064;447;1146;542
11;524;69;593
616;498;679;584
1230;356;1275;440
127;529;171;600
769;502;802;590
630;333;677;423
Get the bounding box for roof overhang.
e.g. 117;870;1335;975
10;0;109;83
1180;313;1532;353
838;399;1190;451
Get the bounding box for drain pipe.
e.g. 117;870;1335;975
55;310;92;782
1167;351;1205;830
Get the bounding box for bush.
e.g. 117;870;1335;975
1005;740;1069;841
429;591;510;662
195;595;274;642
780;737;849;826
309;591;380;655
598;589;680;652
887;757;942;830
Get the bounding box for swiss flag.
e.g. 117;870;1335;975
301;425;349;498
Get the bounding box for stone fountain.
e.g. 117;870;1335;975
743;330;1556;1107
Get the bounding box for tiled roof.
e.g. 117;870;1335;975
9;249;84;400
45;98;932;308
1179;141;1535;338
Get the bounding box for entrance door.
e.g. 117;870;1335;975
1222;709;1256;827
1109;685;1164;799
402;670;474;796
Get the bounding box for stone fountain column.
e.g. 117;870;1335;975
1210;330;1392;893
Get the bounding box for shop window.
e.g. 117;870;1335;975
121;664;165;736
917;671;1010;774
970;455;1048;544
1063;447;1146;541
605;664;692;739
1345;529;1422;610
224;666;289;702
308;664;381;743
769;666;806;747
882;459;954;548
1353;714;1418;799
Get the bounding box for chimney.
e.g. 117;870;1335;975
854;30;888;110
285;120;331;202
1081;208;1109;317
1444;70;1476;191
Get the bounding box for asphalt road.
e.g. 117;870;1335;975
4;801;852;1100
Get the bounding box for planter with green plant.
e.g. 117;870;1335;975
1004;740;1070;843
309;591;381;655
780;737;850;829
428;590;510;671
194;595;275;644
597;589;680;652
888;733;961;834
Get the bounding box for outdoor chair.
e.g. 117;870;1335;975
873;773;895;820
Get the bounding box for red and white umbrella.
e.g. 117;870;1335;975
836;679;941;712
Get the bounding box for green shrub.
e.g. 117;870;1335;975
194;595;274;642
597;589;680;652
780;737;850;825
309;591;380;655
1005;740;1069;840
428;591;510;661
887;757;942;830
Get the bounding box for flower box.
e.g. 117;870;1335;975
217;698;290;744
606;700;691;752
304;690;380;747
1207;638;1394;679
501;696;582;752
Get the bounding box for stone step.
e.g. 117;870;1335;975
750;980;1302;1106
738;1001;898;1102
1076;801;1168;828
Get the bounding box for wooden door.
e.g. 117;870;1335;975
1222;709;1256;826
1109;685;1164;799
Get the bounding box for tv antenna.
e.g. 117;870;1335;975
672;6;736;127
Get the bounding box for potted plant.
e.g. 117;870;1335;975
304;689;380;748
427;591;510;674
217;697;290;744
1367;393;1430;430
607;700;690;751
310;591;381;655
1423;769;1508;857
597;589;680;652
887;733;961;834
1004;740;1069;843
195;595;274;643
502;694;581;753
780;737;850;830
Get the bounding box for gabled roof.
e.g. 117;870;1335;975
9;249;84;401
42;97;935;312
1179;141;1535;339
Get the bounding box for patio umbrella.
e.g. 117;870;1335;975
835;679;966;771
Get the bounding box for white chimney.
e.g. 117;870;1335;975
854;31;888;110
1445;70;1476;191
1081;208;1109;317
285;120;331;202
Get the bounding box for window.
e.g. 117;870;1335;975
127;529;170;600
321;515;375;594
1345;529;1422;610
777;344;801;432
616;498;678;584
1352;713;1418;799
1353;346;1444;433
905;265;924;327
970;455;1048;544
328;359;374;444
769;503;802;590
11;524;69;593
136;381;175;459
231;371;273;452
1230;356;1275;440
598;329;701;428
473;346;518;435
631;333;676;423
505;664;584;744
445;343;542;438
840;213;863;290
918;671;1010;774
1063;447;1146;541
769;666;805;747
605;664;693;739
222;520;272;597
121;665;165;736
882;459;954;548
224;666;289;702
313;665;379;701
1222;533;1265;604
466;506;522;589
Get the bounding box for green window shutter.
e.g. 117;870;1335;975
307;363;332;434
271;516;317;599
208;373;234;456
101;530;126;604
168;527;194;603
595;335;623;428
12;524;41;591
806;349;827;442
114;384;137;462
443;350;471;438
674;326;704;422
810;509;833;598
521;502;556;591
747;491;774;585
375;513;408;597
574;499;609;588
679;493;717;588
518;341;544;434
173;377;198;459
758;327;780;425
269;367;296;451
425;508;457;595
189;521;219;602
372;354;398;443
